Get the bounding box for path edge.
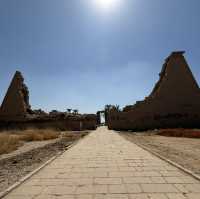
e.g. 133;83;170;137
132;141;200;182
0;138;81;199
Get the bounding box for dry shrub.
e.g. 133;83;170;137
62;131;88;141
0;133;21;155
19;129;60;142
158;129;200;138
62;132;79;141
0;129;60;155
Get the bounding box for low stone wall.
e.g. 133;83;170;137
0;118;97;131
108;111;200;131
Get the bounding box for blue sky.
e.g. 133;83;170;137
0;0;200;113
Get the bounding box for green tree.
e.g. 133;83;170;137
67;109;72;113
73;109;78;115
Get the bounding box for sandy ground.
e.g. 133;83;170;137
0;131;89;193
120;132;200;176
0;138;60;161
4;127;200;199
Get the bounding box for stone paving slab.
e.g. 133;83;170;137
3;127;200;199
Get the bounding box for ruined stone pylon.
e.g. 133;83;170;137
149;51;200;104
0;71;31;121
108;51;200;130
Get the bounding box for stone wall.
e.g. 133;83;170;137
108;52;200;131
0;71;31;121
0;117;97;131
0;71;97;131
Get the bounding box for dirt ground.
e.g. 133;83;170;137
120;131;200;176
0;131;89;193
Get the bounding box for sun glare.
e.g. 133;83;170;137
94;0;120;12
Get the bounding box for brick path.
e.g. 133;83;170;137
4;127;200;199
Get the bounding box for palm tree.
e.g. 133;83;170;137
115;104;120;111
104;104;113;113
73;109;78;115
104;104;113;125
67;109;72;113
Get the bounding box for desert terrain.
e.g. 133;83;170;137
120;130;200;176
0;129;89;192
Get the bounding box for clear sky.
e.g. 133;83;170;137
0;0;200;113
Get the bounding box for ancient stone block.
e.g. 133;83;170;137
0;71;31;121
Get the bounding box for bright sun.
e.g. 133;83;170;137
95;0;120;12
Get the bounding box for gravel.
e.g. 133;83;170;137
0;138;73;192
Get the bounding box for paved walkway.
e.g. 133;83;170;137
4;127;200;199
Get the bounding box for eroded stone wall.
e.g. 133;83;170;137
0;71;97;131
0;117;97;131
0;71;31;121
108;52;200;130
